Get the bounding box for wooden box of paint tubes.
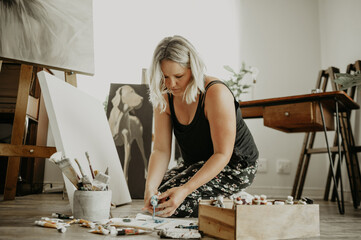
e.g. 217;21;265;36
198;195;320;240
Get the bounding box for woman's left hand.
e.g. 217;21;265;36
156;186;189;217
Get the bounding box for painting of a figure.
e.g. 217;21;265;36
107;84;153;199
0;0;94;75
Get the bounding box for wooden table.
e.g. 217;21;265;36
239;91;360;214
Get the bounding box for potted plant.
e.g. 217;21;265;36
224;62;259;101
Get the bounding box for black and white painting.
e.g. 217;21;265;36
107;84;153;199
0;0;94;75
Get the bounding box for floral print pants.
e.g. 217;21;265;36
158;160;258;218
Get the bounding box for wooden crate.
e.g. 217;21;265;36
198;200;320;240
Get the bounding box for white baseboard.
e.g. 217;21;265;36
43;182;65;193
246;186;353;202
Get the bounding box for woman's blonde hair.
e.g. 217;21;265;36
148;35;206;112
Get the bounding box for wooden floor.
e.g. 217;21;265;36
0;193;361;239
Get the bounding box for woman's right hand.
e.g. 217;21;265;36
142;188;158;214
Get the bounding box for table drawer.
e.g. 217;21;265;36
263;102;334;133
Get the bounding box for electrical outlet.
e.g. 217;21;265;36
276;159;291;174
258;158;267;173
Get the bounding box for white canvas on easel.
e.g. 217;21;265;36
37;71;131;211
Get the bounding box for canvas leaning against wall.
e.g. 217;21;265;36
0;0;94;75
107;84;153;199
38;71;131;211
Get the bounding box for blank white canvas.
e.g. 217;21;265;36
38;71;131;211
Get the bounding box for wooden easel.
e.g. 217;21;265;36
0;61;77;200
292;63;361;211
324;61;361;207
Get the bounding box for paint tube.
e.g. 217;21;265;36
40;217;63;223
57;226;67;233
260;195;268;205
34;220;66;233
301;197;313;204
49;157;79;189
51;212;74;219
78;219;96;228
285;196;294;205
66;219;78;225
78;219;93;224
215;195;225;208
297;200;307;205
77;219;95;228
252;195;261;205
89;225;109;235
35;220;58;228
233;196;244;206
81;222;96;228
150;194;159;220
112;228;149;236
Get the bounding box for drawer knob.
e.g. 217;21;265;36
284;112;290;116
29;149;34;153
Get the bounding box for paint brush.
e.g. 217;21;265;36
49;157;79;189
74;158;85;178
85;151;95;179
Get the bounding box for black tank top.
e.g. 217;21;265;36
168;80;259;168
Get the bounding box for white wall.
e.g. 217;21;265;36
76;0;242;103
43;0;243;190
241;0;361;200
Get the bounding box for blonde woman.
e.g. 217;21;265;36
143;35;258;218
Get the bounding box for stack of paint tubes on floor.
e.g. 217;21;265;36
49;151;110;191
34;213;74;233
211;192;313;208
34;213;149;236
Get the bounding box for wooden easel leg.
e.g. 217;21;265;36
4;65;33;200
32;88;49;192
